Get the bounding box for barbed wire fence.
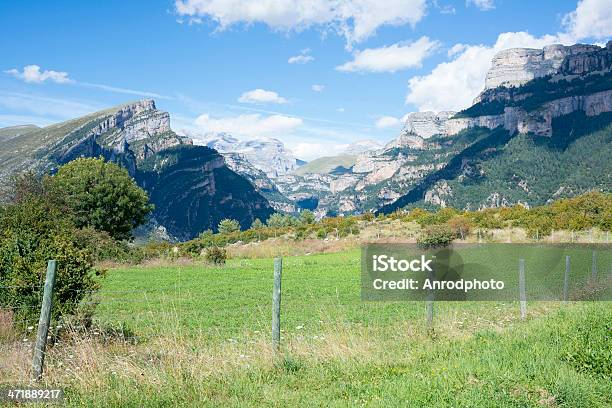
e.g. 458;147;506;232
1;236;611;380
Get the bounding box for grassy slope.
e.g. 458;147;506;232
0;124;39;142
0;103;136;176
43;248;612;406
293;155;357;175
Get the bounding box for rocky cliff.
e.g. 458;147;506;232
391;41;612;141
398;112;457;139
483;43;605;90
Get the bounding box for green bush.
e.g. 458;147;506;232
205;247;227;265
417;224;455;249
0;197;103;325
72;227;135;262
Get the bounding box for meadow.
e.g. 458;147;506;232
3;245;610;407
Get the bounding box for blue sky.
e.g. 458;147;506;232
0;0;609;159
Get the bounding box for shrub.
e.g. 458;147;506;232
361;212;375;222
0;197;103;325
72;227;134;262
205;247;227;265
447;216;472;239
417;224;455;249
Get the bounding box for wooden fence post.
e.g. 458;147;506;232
563;256;570;303
272;257;282;352
518;259;527;320
32;260;57;381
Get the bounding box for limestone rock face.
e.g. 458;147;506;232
385;132;426;149
386;40;612;142
483;43;604;90
484;47;564;90
123;110;171;142
424;180;452;208
330;175;359;193
49;99;190;172
399;112;457;139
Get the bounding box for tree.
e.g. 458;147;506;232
251;218;265;230
218;218;240;234
300;210;315;225
267;213;286;228
50;158;153;241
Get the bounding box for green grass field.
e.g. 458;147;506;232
5;247;611;407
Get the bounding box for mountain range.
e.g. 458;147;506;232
0;100;272;241
0;41;610;238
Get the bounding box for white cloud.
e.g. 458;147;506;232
337;107;345;112
288;48;314;64
447;43;468;57
175;0;427;48
80;82;169;99
336;36;439;73
375;116;401;128
238;89;288;104
288;54;314;64
4;65;170;100
311;84;325;92
194;113;303;137
4;65;72;84
466;0;495;11
406;32;567;111
405;0;612;112
289;141;348;160
375;114;409;128
563;0;612;40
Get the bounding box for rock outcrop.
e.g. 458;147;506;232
483;43;604;90
390;42;612;140
399;112;457;139
48;100;191;170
